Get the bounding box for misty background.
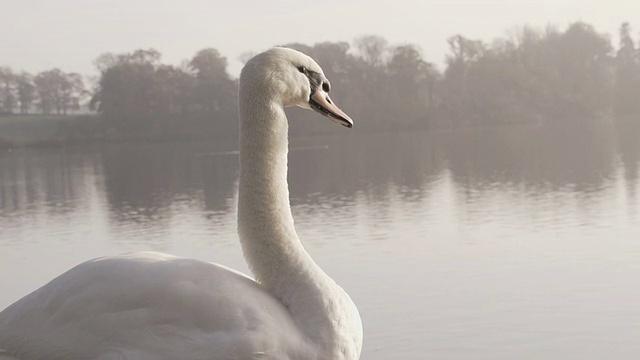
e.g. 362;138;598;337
2;1;640;359
2;22;640;145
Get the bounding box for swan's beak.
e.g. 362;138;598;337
309;90;354;128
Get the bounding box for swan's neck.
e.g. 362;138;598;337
237;96;329;303
236;88;362;360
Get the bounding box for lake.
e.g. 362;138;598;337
1;120;640;359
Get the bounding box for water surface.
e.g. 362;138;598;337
1;121;640;359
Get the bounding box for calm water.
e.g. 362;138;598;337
1;121;640;359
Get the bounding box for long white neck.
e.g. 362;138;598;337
237;93;333;316
237;95;320;291
236;73;362;360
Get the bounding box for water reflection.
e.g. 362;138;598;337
440;123;617;192
615;117;640;195
0;150;95;214
288;132;445;204
2;121;639;247
3;121;634;222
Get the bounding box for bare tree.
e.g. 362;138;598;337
15;72;35;114
189;48;235;115
60;72;85;114
33;69;86;114
0;67;16;114
615;22;640;115
354;35;388;67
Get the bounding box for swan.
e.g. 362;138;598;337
0;47;362;360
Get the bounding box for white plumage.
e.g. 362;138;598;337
0;48;362;360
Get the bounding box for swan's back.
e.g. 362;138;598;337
0;252;314;360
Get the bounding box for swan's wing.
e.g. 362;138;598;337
0;252;314;360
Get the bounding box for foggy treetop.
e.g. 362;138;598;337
1;21;640;141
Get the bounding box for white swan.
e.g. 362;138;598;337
0;47;362;360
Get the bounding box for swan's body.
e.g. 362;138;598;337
0;48;362;360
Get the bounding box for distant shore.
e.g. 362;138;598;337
2;111;635;153
0;114;104;149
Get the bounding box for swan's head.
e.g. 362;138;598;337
240;47;353;128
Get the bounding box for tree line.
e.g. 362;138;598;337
2;21;640;141
88;48;237;140
0;68;86;116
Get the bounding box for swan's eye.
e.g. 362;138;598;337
297;66;306;73
322;82;330;93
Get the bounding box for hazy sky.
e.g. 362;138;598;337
2;0;639;77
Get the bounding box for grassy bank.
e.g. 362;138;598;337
0;114;104;148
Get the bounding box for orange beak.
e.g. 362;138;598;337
309;90;353;128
